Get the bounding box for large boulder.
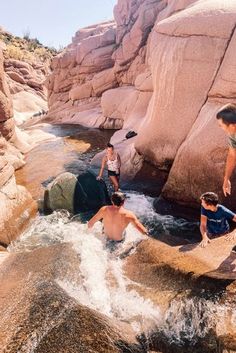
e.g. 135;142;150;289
0;244;140;352
44;171;111;214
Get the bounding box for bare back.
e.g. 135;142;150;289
102;206;135;241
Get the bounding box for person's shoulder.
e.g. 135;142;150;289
218;204;230;212
100;205;108;212
219;204;235;214
201;206;208;215
123;209;136;219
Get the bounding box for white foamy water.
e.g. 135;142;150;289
58;222;160;331
9;194;162;332
9;192;230;343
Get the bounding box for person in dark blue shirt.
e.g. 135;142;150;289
200;192;236;247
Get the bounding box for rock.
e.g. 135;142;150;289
134;70;153;92
46;0;236;208
0;176;36;245
76;27;116;65
69;81;93;101
161;101;233;207
112;0;166;66
44;171;111;214
0;50;13;124
79;44;116;74
135;30;228;168
13;90;47;125
0;244;140;353
44;172;77;213
92;67;118;96
6;70;26;84
0;49;37;246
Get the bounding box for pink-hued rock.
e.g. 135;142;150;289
156;0;236;38
209;29;236;99
0;51;13;124
0;50;37;245
162;101;232;206
78;44;116;74
76;28;116;65
47;0;236;205
69;81;93;101
157;0;197;22
101;86;139;123
72;21;115;45
91;68;117;96
135;32;229;168
116;45;147;85
134;69;152;92
6;71;26;84
113;0;166;66
13;90;47;125
0;176;36;245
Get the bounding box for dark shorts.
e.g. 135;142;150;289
207;230;229;239
106;238;125;252
108;170;120;178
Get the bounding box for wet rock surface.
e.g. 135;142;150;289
0;244;143;353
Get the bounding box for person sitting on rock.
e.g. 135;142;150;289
88;192;148;251
199;192;236;247
97;142;121;192
216;104;236;197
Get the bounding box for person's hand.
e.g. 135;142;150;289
199;237;211;248
96;176;101;180
223;178;231;197
225;232;236;241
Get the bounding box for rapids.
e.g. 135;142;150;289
6;122;236;352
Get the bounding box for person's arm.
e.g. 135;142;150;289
199;215;211;247
127;213;148;235
97;156;106;180
223;147;236;196
88;206;106;229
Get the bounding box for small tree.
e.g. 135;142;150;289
23;28;30;41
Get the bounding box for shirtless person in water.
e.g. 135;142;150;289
88;192;148;243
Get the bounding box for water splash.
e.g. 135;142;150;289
58;221;160;332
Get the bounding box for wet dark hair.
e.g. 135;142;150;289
216;104;236;125
107;142;114;149
111;192;125;206
200;192;219;206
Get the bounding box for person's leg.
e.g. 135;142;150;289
109;175;119;191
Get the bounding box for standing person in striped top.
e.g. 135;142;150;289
97;143;121;191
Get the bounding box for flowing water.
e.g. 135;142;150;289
11;123;236;352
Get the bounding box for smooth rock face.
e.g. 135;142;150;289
4;57;48;124
48;0;236;207
0;244;139;352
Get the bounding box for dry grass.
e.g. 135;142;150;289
0;31;59;64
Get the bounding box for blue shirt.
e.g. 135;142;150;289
201;205;235;235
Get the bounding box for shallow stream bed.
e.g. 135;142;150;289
9;123;236;353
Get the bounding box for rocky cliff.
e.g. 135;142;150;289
0;28;58;245
0;48;36;246
47;0;236;208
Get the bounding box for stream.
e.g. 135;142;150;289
9;122;236;352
